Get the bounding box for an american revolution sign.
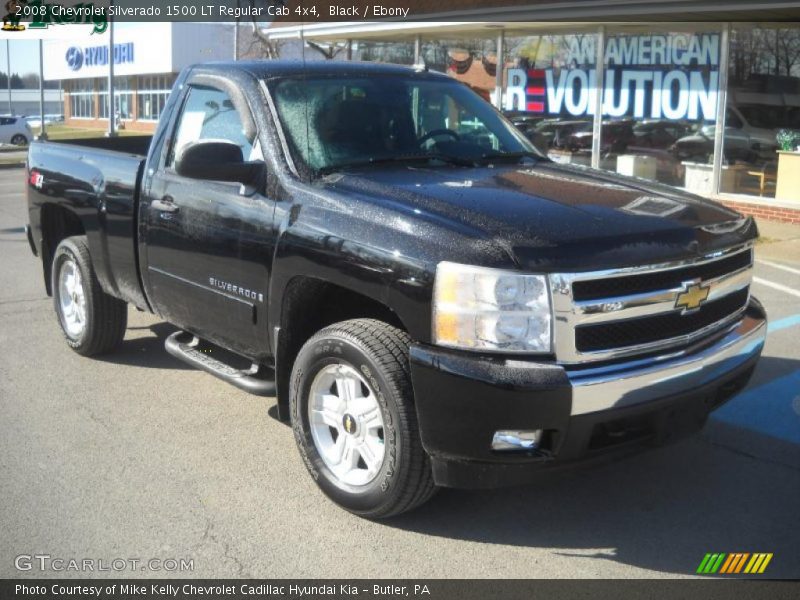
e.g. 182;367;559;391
501;33;721;121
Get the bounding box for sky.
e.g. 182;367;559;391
0;40;40;76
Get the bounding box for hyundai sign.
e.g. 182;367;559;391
65;46;83;71
43;23;234;81
65;42;135;72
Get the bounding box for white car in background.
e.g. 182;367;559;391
0;115;32;146
25;114;63;128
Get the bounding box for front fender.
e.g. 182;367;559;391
269;223;431;342
267;183;515;344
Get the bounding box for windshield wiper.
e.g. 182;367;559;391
478;151;541;164
317;153;474;175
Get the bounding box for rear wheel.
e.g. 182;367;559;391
52;236;127;356
290;319;436;518
10;134;27;146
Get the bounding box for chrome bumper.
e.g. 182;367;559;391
568;310;766;416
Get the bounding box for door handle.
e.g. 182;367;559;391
152;196;179;213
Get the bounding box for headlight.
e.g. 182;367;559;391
432;262;552;353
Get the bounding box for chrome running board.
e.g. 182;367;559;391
164;331;276;396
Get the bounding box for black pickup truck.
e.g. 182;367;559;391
26;61;766;518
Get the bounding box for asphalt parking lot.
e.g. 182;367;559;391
1;166;798;579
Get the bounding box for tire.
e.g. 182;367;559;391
51;236;127;356
10;134;27;146
290;318;436;518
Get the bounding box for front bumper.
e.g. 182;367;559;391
409;299;767;488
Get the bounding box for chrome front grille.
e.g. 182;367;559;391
549;245;754;364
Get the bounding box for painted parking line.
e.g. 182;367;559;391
756;259;800;277
753;277;800;299
713;369;800;445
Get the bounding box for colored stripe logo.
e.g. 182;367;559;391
697;552;773;574
525;69;546;112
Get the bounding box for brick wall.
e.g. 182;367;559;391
63;117;157;133
719;200;800;224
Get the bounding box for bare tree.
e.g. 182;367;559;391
776;28;800;77
237;0;286;59
505;36;543;68
305;40;349;60
730;29;765;84
730;27;800;84
244;19;282;59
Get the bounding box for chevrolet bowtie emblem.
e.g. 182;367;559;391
675;281;710;313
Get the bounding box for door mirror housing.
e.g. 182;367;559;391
175;139;264;186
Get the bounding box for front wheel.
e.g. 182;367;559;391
290;319;436;518
52;236;127;356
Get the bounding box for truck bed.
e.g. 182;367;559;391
26;136;151;309
44;135;153;156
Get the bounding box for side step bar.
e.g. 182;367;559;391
165;331;276;396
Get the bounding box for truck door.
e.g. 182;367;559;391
142;79;276;359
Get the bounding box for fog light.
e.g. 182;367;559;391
491;429;543;451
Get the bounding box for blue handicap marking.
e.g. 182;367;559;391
710;313;800;443
713;369;800;445
768;314;800;334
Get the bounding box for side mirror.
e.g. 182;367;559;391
175;139;264;186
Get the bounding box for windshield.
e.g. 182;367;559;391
269;75;540;173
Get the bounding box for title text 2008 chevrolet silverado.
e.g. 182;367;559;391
26;61;766;517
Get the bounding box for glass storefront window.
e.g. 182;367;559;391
597;27;722;190
502;31;598;167
255;22;800;211
497;26;739;195
137;74;175;121
724;24;800;201
355;41;416;65
422;38;498;102
271;24;800;205
99;76;134;120
68;79;94;119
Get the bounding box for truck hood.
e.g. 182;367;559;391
321;161;756;271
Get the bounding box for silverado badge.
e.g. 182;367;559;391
675;281;710;313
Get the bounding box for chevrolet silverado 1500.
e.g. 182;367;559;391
26;61;766;518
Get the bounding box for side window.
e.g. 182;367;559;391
168;85;256;167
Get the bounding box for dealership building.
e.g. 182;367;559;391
43;22;233;132
263;0;800;220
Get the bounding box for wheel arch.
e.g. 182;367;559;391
39;204;86;296
273;275;407;421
